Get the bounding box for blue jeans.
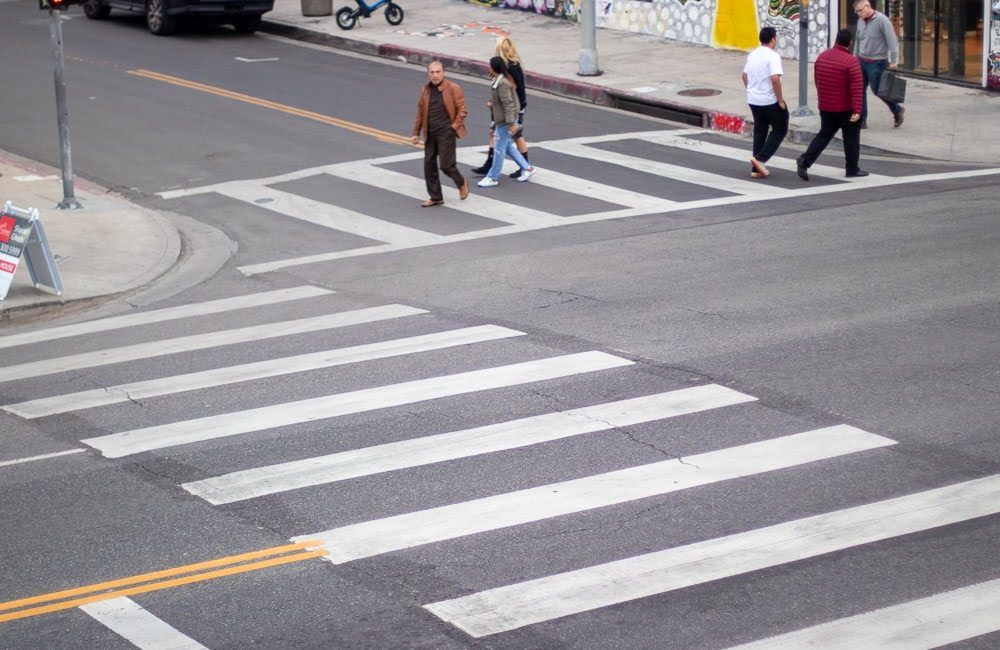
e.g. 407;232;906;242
860;59;902;124
487;124;530;181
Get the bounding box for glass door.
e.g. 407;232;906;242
891;0;984;82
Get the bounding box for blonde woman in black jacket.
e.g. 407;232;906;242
472;36;530;177
477;57;535;187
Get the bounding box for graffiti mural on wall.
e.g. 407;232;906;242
468;0;829;59
467;0;579;18
590;0;826;59
989;13;1000;90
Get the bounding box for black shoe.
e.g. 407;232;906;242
796;156;809;181
846;170;870;178
508;169;521;179
893;106;905;128
471;150;494;175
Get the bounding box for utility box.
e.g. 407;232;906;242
301;0;332;17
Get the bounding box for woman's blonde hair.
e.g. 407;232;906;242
495;36;522;65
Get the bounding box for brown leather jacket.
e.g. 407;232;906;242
412;78;468;140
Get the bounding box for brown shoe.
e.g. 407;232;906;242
750;157;769;177
459;179;469;200
420;198;444;208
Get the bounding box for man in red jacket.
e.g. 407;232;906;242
796;29;868;181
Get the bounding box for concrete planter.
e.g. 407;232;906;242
301;0;332;17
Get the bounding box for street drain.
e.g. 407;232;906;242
678;88;722;97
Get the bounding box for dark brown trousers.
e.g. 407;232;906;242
424;129;465;201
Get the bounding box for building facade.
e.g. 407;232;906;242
475;0;1000;88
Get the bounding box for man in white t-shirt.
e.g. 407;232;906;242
741;26;787;178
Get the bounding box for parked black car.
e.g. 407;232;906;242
82;0;274;35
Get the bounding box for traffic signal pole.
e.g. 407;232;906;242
48;8;82;209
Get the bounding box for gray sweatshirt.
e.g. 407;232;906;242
854;11;899;65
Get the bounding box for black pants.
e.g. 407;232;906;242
424;128;464;201
799;111;861;174
749;102;789;163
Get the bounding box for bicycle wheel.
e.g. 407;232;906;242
384;2;403;25
336;7;357;29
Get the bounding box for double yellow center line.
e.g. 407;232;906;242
129;69;417;148
0;540;326;623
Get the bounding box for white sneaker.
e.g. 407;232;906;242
516;167;536;182
477;177;499;188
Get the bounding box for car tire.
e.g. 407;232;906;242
83;0;111;19
232;14;262;33
146;0;177;35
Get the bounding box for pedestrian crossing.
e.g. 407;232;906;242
157;128;1000;276
3;285;999;648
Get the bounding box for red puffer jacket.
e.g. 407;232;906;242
814;45;864;114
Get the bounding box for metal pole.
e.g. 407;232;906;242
577;0;601;76
49;10;82;210
791;0;813;116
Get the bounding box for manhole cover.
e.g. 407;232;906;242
678;88;722;97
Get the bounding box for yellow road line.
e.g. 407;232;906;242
0;540;321;614
0;549;327;624
128;68;417;148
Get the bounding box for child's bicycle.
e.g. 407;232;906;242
335;0;404;30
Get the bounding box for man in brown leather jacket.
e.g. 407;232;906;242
412;61;469;207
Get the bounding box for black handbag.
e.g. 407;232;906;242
877;70;907;104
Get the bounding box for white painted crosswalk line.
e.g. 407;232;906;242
724;578;1000;650
295;426;894;564
215;184;444;247
80;597;208;650
4;326;525;419
0;286;333;351
424;473;1000;638
643;132;890;181
538;141;786;198
0;304;426;384
452;150;674;212
82;351;633;458
183;384;757;504
323;164;566;228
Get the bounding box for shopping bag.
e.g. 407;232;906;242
877;70;907;104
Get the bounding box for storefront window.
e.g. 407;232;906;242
843;0;985;85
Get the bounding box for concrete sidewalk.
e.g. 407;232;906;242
0;152;183;324
262;0;1000;164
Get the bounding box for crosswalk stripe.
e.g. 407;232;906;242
80;597;208;650
182;384;757;504
296;425;894;565
216;184;444;247
0;286;333;351
4;326;525;419
81;351;633;458
724;577;1000;650
452;150;673;212
423;473;1000;638
323;164;565;227
643;132;889;181
0;304;426;384
537;141;785;198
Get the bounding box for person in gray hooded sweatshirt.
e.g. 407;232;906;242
853;0;905;129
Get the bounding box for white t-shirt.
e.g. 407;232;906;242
743;46;783;106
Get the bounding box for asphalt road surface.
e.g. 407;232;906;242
1;3;999;649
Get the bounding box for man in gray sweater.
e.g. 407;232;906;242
853;0;905;128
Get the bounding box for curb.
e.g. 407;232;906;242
260;19;751;133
